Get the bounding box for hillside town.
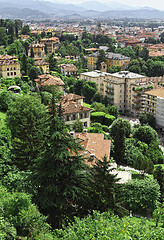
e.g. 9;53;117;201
0;15;164;239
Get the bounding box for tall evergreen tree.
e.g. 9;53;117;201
32;96;86;228
87;156;124;216
110;118;131;164
22;54;27;75
30;47;34;58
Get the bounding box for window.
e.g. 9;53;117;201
120;95;122;98
67;116;69;121
85;112;87;118
10;67;12;70
14;72;16;75
7;68;9;71
84;122;87;127
120;90;122;93
7;72;9;76
73;114;76;120
14;67;16;70
11;72;13;75
80;113;83;119
120;100;122;103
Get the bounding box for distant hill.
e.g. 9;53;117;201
0;0;163;19
0;7;48;19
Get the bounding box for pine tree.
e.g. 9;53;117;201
88;156;124;216
30;47;34;58
32;96;86;228
22;54;27;75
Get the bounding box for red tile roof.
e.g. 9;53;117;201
74;132;111;167
34;74;64;86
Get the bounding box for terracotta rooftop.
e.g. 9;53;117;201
145;88;164;98
59;63;78;72
62;101;91;114
35;74;65;86
0;54;18;60
34;59;49;66
62;93;84;102
74;132;111;167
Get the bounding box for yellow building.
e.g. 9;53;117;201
0;55;21;78
80;70;148;116
143;88;164;129
87;52;130;70
34;57;49;74
29;43;45;57
40;37;59;54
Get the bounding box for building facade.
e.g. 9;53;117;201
40;37;59;54
143;88;164;130
62;93;92;128
86;52;130;70
80;70;150;116
0;55;21;78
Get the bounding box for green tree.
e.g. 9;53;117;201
153;166;164;202
96;50;106;70
0;184;52;239
21;25;31;35
6;95;48;170
30;47;34;58
122;178;160;214
82;81;97;103
107;105;119;118
133;125;158;145
0;27;8;46
32;97;86;228
139;113;156;128
21;53;28;75
72;118;84;132
29;66;42;81
87;156;124;215
110;118;131;164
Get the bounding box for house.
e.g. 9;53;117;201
0;54;21;78
72;130;131;183
34;74;65;91
59;64;78;77
34;57;49;74
29;43;45;57
73;131;111;167
61;93;92;128
40;37;59;54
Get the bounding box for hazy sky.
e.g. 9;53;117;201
48;0;164;10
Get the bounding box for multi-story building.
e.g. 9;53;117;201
29;43;45;57
80;70;149;116
40;37;59;54
61;93;92;128
86;52;130;70
0;55;21;78
143;88;164;130
34;57;49;74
